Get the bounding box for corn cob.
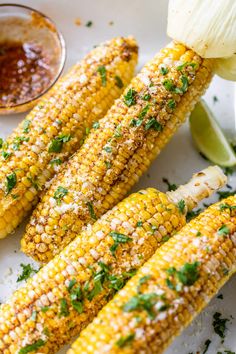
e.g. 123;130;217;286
68;196;236;354
0;167;226;354
0;37;138;239
22;42;214;263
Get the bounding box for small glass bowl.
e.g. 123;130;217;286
0;3;66;115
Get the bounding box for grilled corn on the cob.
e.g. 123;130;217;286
22;42;214;263
0;167;225;354
68;196;236;354
0;36;138;239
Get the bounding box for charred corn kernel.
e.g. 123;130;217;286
69;195;236;354
0;37;138;240
0;167;226;354
22;42;214;263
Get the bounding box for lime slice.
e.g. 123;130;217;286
190;100;236;167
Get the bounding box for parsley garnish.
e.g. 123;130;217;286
49;158;62;166
53;186;68;204
116;333;135;348
0;138;3;148
220;203;236;212
41;306;50;313
160;66;169;75
218;190;236;200
202;339;211;354
166;261;200;291
59;298;69;317
12;136;29;150
217;224;230;236
124;88;137;107
87;202;97;220
217;294;224;300
114;125;122;138
86;21;93;27
186;208;202;222
23;120;31;133
87;262;110;301
48;134;71;153
162;177;177;191
136;221;143;227
177;199;185;214
97;66;107;86
130;118;143;127
145;118;162;131
139;104;150;119
93;122;100;129
176;62;197;71
18;339;46;354
103;146;112;153
105;161;111;169
142;93;151;101
6;172;17;194
163;75;189;94
167;99;176;110
115;75;124;88
110;231;132;256
17;263;38;282
2;151;11;160
212;312;229;342
123;292;159;319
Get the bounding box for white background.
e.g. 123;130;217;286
0;1;236;353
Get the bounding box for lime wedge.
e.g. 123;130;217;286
190;100;236;167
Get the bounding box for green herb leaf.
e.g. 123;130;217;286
160;66;169;75
176;62;197;71
220;203;236;212
49;158;62;166
86;21;93;27
12;136;29;150
142;93;151;101
138;275;151;285
130;118;143;127
0;138;3;149
116;333;135;348
97;66;107;87
217;224;230;236
2;151;11;160
139;104;150;119
17;263;38;282
92;121;100;129
177;261;200;286
48;134;71;153
115;75;124;88
23;119;31;133
136;221;143;227
212;312;229;341
202;339;211;354
103;146;112;153
162;177;177;191
163;79;175;91
6;172;17;195
68;278;77;291
41;306;50;313
114;125;122;138
145;118;162;131
167;99;176;110
110;231;132;256
87;202;97;220
18;339;46;354
124;88;137;107
123;292;158;319
53;186;68;204
177;199;185;214
59;298;69;317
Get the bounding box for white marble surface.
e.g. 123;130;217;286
0;1;236;353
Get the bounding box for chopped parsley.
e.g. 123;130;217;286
220;203;236;212
87;261;110;301
70;285;84;313
139;104;150;119
49;158;62;166
142;93;151;101
115;75;124;88
116;333;135;348
97;66;107;86
217;294;224;300
212;312;229;342
217;224;230;236
93;121;100;129
123;292;159;319
59;298;69;317
124;88;137;107
87;202;97;220
177;199;185;214
138;275;151;285
114;125;122;138
17;263;38;282
53;186;68;204
162;177;177;191
105;161;111;169
217;190;236;200
48;134;71;153
23;119;31;133
145;117;162;131
213;95;219;103
2;151;11;160
130;117;143;127
41;306;50;313
224;166;234;176
103;146;112;153
202;339;211;354
136;221;143;227
167;99;176;110
86;21;93;27
176;62;197;71
166;261;200;291
0;138;3;148
160;66;169;75
186;208;202;222
6;172;17;195
12;136;29;150
109;231;132;256
18;339;46;354
163;75;189;94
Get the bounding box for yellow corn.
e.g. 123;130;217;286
22;42;214;263
68;196;236;354
0;167;225;354
0;37;138;239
